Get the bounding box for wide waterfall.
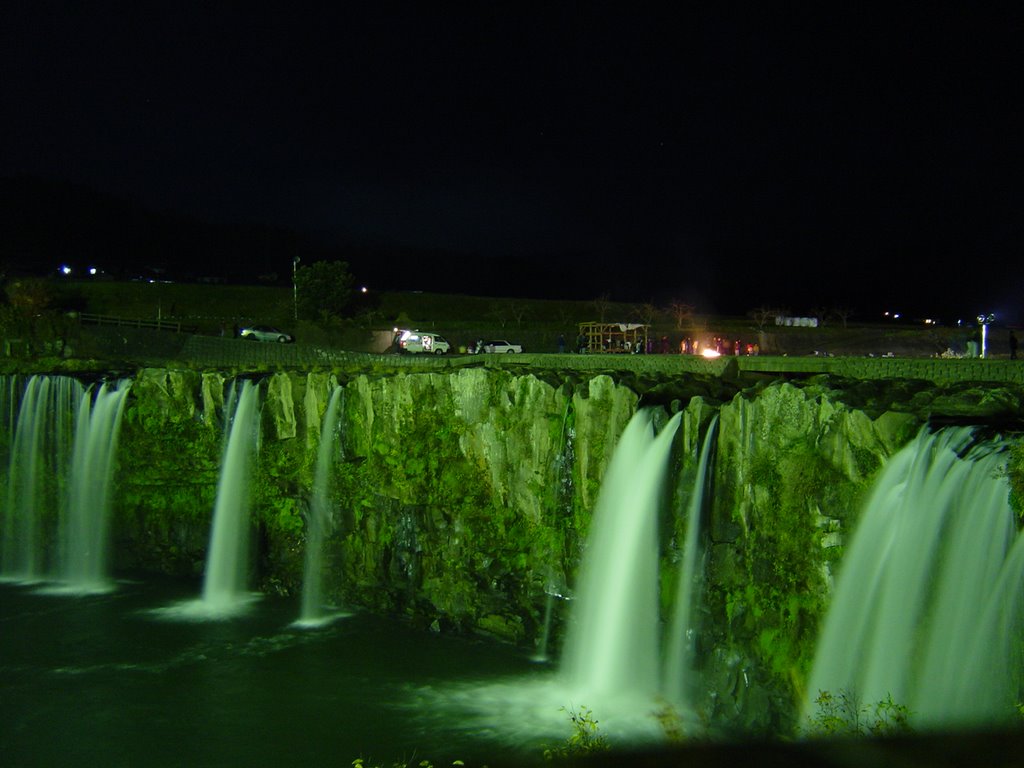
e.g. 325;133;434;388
298;385;344;625
59;380;131;591
803;426;1024;731
200;379;261;614
2;375;83;580
1;375;129;588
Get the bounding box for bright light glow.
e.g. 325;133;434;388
60;265;72;275
360;286;368;293
701;348;721;358
88;267;98;276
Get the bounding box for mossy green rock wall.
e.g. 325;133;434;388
703;382;922;733
99;367;1022;733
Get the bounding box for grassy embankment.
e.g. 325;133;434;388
60;279;968;357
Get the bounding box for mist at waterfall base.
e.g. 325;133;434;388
146;379;263;621
411;409;718;747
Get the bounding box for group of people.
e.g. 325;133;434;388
678;336;760;356
564;333;760;355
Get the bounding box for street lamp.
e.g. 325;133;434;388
292;257;300;322
977;313;995;358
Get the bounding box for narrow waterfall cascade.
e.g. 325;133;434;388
298;385;344;625
417;408;718;747
200;379;262;615
1;375;84;581
531;402;576;663
663;414;718;711
802;426;1024;731
561;409;682;700
532;591;556;663
59;380;131;592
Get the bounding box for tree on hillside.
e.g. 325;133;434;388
295;260;355;321
488;299;530;328
666;299;695;330
5;277;54;316
747;305;778;331
633;301;660;326
592;292;613;322
831;306;854;328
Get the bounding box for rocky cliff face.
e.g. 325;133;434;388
7;366;1020;733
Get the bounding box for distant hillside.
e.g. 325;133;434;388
0;176;370;285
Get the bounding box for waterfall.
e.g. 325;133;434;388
561;409;682;699
1;376;84;581
663;414;718;710
416;407;717;745
299;385;344;624
201;379;261;613
803;426;1024;730
59;380;131;591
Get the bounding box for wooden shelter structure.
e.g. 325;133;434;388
577;321;650;353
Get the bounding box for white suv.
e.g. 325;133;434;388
396;329;450;355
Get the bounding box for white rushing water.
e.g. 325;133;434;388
803;426;1024;730
200;379;261;615
663;414;718;711
298;385;344;625
2;376;84;580
59;380;131;592
560;409;682;700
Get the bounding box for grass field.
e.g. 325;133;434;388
55;279;980;357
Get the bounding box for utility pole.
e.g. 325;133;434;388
292;257;300;322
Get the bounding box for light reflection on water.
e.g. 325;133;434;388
0;576;560;766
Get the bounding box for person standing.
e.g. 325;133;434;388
1011;329;1019;360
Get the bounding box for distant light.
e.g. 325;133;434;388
924;318;934;325
88;267;98;276
701;348;721;358
59;264;72;275
360;286;368;293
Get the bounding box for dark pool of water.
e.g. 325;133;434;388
0;576;556;766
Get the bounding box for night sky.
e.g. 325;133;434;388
2;4;1022;321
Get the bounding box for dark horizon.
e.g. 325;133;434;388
2;5;1022;324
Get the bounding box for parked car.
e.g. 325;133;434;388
483;340;523;354
395;329;450;354
239;324;293;343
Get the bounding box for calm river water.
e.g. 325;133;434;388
0;576;560;767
